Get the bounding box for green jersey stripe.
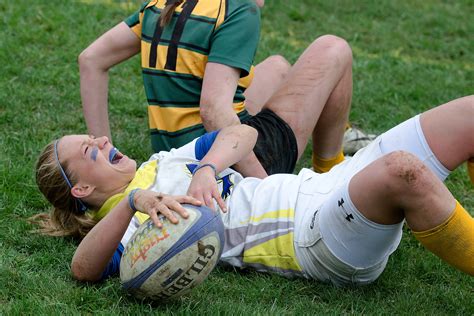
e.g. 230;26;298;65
142;69;202;81
142;74;201;103
142;34;210;54
151;124;204;138
233;95;245;103
147;100;198;107
147;99;246;107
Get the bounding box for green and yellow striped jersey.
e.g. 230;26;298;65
125;0;260;152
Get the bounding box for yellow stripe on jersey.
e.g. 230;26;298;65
233;101;246;113
91;161;158;223
129;22;141;38
141;42;208;77
148;106;201;131
238;65;255;89
148;103;246;132
215;0;226;28
144;1;158;10
244;208;295;224
243;232;302;271
150;0;223;22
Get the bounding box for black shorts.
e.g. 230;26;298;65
242;109;298;175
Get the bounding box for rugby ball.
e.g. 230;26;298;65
120;204;224;301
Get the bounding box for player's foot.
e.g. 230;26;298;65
343;126;376;156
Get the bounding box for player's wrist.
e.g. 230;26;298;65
128;188;141;213
192;163;218;179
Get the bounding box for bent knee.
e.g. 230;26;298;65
262;55;291;77
382;151;432;190
78;48;92;66
78;47;99;70
314;35;352;63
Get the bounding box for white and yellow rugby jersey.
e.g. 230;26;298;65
221;174;303;277
98;131;303;278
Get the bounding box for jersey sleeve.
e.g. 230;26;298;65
170;130;220;160
208;1;260;77
124;1;150;38
100;243;124;280
194;130;219;159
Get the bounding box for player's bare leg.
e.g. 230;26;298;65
310;46;351;161
349;150;473;275
264;35;352;162
420;95;474;171
350;151;455;227
349;98;474;275
244;55;291;115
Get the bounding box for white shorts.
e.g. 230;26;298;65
294;115;451;285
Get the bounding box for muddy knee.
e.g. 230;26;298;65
382;151;433;195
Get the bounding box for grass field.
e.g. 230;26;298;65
1;0;473;314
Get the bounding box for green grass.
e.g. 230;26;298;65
1;0;473;314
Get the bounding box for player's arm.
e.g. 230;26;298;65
199;62;242;130
201;1;260;131
71;197;135;282
79;22;140;142
200;65;267;179
187;125;260;210
71;192;200;282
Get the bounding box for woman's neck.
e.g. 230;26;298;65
87;181;131;210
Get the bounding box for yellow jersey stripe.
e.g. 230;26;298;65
142;42;208;77
148;103;246;132
149;0;223;21
243;232;302;271
245;208;295;223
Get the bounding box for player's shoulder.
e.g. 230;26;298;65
226;0;259;17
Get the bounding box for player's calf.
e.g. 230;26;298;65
382;151;454;231
381;151;474;276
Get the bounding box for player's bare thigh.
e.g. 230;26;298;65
243;55;291;115
263;35;352;157
420;95;474;171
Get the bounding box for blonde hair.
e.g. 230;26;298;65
30;141;97;239
160;0;183;27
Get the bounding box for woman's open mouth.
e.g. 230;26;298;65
109;147;124;164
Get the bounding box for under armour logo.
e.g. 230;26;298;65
338;198;353;222
309;210;318;229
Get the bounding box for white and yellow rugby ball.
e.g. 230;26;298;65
120;204;224;301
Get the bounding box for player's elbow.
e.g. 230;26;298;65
71;260;102;283
199;101;219;128
242;124;258;144
199;103;213;121
200;97;240;130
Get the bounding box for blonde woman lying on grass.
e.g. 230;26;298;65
33;96;473;285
